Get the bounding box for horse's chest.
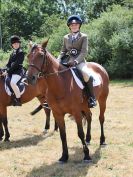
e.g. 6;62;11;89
47;93;64;105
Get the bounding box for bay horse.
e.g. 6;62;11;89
0;71;58;142
27;40;109;162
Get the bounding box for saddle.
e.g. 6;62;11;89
5;76;26;95
4;68;27;106
60;59;101;98
60;60;88;95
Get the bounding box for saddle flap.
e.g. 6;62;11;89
70;68;84;89
70;67;101;89
5;76;26;96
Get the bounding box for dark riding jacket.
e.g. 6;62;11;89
6;48;24;76
58;32;88;64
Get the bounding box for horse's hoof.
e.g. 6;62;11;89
83;159;92;163
58;159;68;164
100;142;107;147
86;141;90;145
58;155;68;163
43;129;48;134
83;156;92;163
4;139;10;142
58;160;67;164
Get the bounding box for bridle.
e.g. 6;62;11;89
29;50;47;77
28;46;70;78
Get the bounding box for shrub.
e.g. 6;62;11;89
82;5;133;78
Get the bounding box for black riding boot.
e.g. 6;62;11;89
14;98;22;106
86;76;97;108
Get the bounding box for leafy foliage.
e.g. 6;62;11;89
84;5;133;78
1;0;133;78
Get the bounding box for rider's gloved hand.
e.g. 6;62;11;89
2;71;7;76
67;60;78;67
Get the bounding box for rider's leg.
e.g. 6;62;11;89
10;74;22;106
77;63;96;108
86;76;97;108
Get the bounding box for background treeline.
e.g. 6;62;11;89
0;0;133;78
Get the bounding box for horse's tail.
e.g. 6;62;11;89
30;105;42;115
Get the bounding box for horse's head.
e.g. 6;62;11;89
27;39;49;85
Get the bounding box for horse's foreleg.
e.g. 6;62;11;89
44;107;58;132
0;107;10;141
54;120;58;131
99;116;105;145
3;116;10;141
75;113;91;162
99;98;107;145
53;113;68;162
0;117;4;141
43;108;51;131
85;112;92;145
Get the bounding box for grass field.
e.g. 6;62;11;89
0;81;133;177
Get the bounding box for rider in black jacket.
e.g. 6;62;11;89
3;35;24;106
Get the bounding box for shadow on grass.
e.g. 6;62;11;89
26;146;102;177
0;131;55;151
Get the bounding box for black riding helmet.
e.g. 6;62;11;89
10;35;21;45
67;15;82;26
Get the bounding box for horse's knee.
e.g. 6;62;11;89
99;116;105;124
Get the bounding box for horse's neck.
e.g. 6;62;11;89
45;54;71;95
37;78;47;93
47;52;64;72
22;78;44;100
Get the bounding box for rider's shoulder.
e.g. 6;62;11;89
17;48;24;54
80;32;88;38
64;34;70;39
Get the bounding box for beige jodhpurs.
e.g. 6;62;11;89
76;62;91;82
10;74;21;98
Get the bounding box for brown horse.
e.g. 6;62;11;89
27;40;109;162
0;71;58;142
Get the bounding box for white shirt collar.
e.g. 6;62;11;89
72;32;79;38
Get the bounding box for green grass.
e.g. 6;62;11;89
0;82;133;177
110;79;133;86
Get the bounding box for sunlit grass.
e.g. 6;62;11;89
0;84;133;177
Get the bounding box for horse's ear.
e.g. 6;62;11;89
42;38;49;49
29;40;33;49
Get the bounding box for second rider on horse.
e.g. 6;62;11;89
2;35;25;106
